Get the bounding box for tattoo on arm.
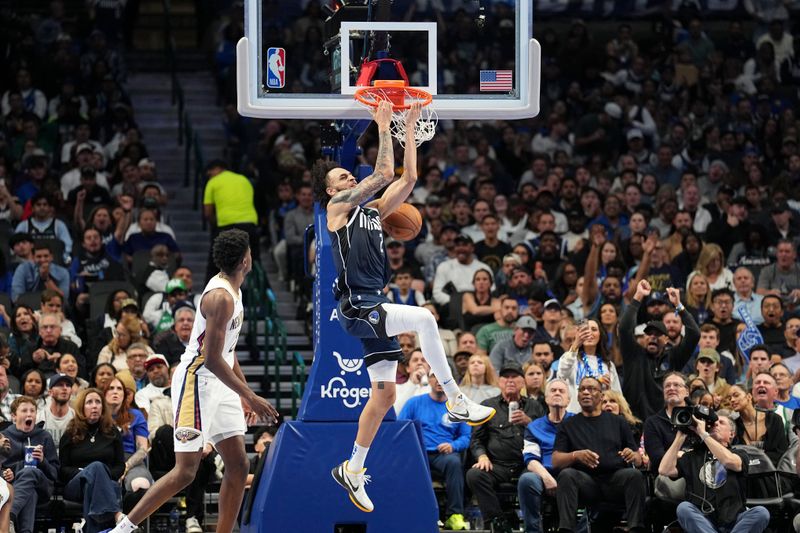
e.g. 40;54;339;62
329;130;395;207
377;382;385;390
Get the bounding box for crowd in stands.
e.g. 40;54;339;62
207;1;800;532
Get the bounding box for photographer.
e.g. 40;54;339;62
659;413;770;533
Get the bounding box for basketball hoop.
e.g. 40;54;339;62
354;80;438;148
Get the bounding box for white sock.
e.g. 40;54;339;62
348;443;369;472
114;516;137;533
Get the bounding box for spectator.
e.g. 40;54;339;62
278;183;314;289
726;382;788;465
533;299;564;358
0;367;17;423
24;312;82;377
8;233;35;273
518;379;584;533
70;226;125;295
394;350;430;413
38;290;81;348
122;209;180;262
103;377;152;497
90;363;117;390
459;354;500;404
432;234;492;307
386;266;426;307
523;362;547;411
659;413;770;533
56;353;89;396
134;354;169;414
757;239;800;298
202;160;259;280
132;244;172;296
1;396;59;533
117;343;151;391
620;282;700;419
489;316;537;372
36;373;75;446
466;363;544;532
14;193;72;265
687;348;729;401
1;68;47;119
142;278;190;333
476;296;519;355
461;268;498;332
557;318;622;413
643;371;691;474
152;303;195;364
692;243;734;292
59;388;125;533
551;376;646;533
707;288;742;355
60;144;111;199
399;371;471;531
732;266;764;325
769;363;800;410
8;306;37;379
98;319;150;372
11;243;70;302
20;369;47;410
758;294;786;353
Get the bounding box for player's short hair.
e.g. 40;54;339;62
311;160;340;207
212;229;250;275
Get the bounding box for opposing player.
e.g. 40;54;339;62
108;229;277;533
312;100;496;513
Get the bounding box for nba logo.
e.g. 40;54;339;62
266;47;285;89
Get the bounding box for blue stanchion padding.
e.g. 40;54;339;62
298;204;396;423
241;420;439;533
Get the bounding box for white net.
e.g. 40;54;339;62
355;87;438;148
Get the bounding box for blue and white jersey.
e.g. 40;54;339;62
329;205;390;299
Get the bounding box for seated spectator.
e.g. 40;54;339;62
399;371;471;531
56;353;90;396
534;299;565;358
37;373;75;446
246;425;277;488
169;266;202;309
20;369;47;410
601;390;643;443
551;376;646;533
59;388;125;532
450;351;470;384
87;291;138;359
518;379;581;533
13;193;72;265
466;363;544;532
769;363;800;410
659;413;770;533
687;348;730;404
70;226;125;296
134;354;169;414
726;382;788;465
523;362;547;412
476;295;519;355
60;144;110;199
489;316;536;371
0;396;59;533
152;303;194;364
643;371;691;473
116;343;151;391
386;266;426;307
394;350;430;413
133;244;171;295
758;295;787;354
621;281;699;419
103;377;152;496
23;312;82;377
8;233;34;273
750;371;795;436
121;208;180;262
76;202;132;261
8;306;37;378
558;319;622;413
90;363;117;390
98;317;150;371
757;239;800;298
124;204;176;241
38;289;82;348
142;278;190;332
690;243;734;292
66;166;113;214
0;367;18;422
732;267;764;325
459;354;500;404
11;243;70;302
432;234;491;308
461;268;498;332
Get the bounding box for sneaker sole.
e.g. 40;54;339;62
331;466;373;513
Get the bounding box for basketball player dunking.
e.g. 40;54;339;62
312;101;495;512
108;229;278;533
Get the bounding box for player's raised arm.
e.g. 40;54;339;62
329;100;395;211
370;102;422;218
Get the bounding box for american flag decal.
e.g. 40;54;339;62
479;70;512;91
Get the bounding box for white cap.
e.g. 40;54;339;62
604;102;622;120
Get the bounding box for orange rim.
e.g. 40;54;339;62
354;86;433;111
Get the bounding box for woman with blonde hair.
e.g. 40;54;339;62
602;389;643;443
97;315;152;371
522;361;547;413
692;243;733;291
685;271;712;324
460;354;500;403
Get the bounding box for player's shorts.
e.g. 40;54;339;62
171;359;246;452
337;291;403;367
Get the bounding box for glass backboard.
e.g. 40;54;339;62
237;0;540;120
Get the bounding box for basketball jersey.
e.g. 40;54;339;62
329;205;390;298
181;273;244;376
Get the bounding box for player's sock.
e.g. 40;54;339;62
348;443;369;472
418;331;460;400
113;516;137;533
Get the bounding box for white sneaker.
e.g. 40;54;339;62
185;516;203;533
331;460;374;512
446;393;496;426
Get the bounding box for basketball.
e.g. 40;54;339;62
383;203;422;241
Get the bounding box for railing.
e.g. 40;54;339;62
162;0;205;220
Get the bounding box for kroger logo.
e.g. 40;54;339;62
320;351;370;408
